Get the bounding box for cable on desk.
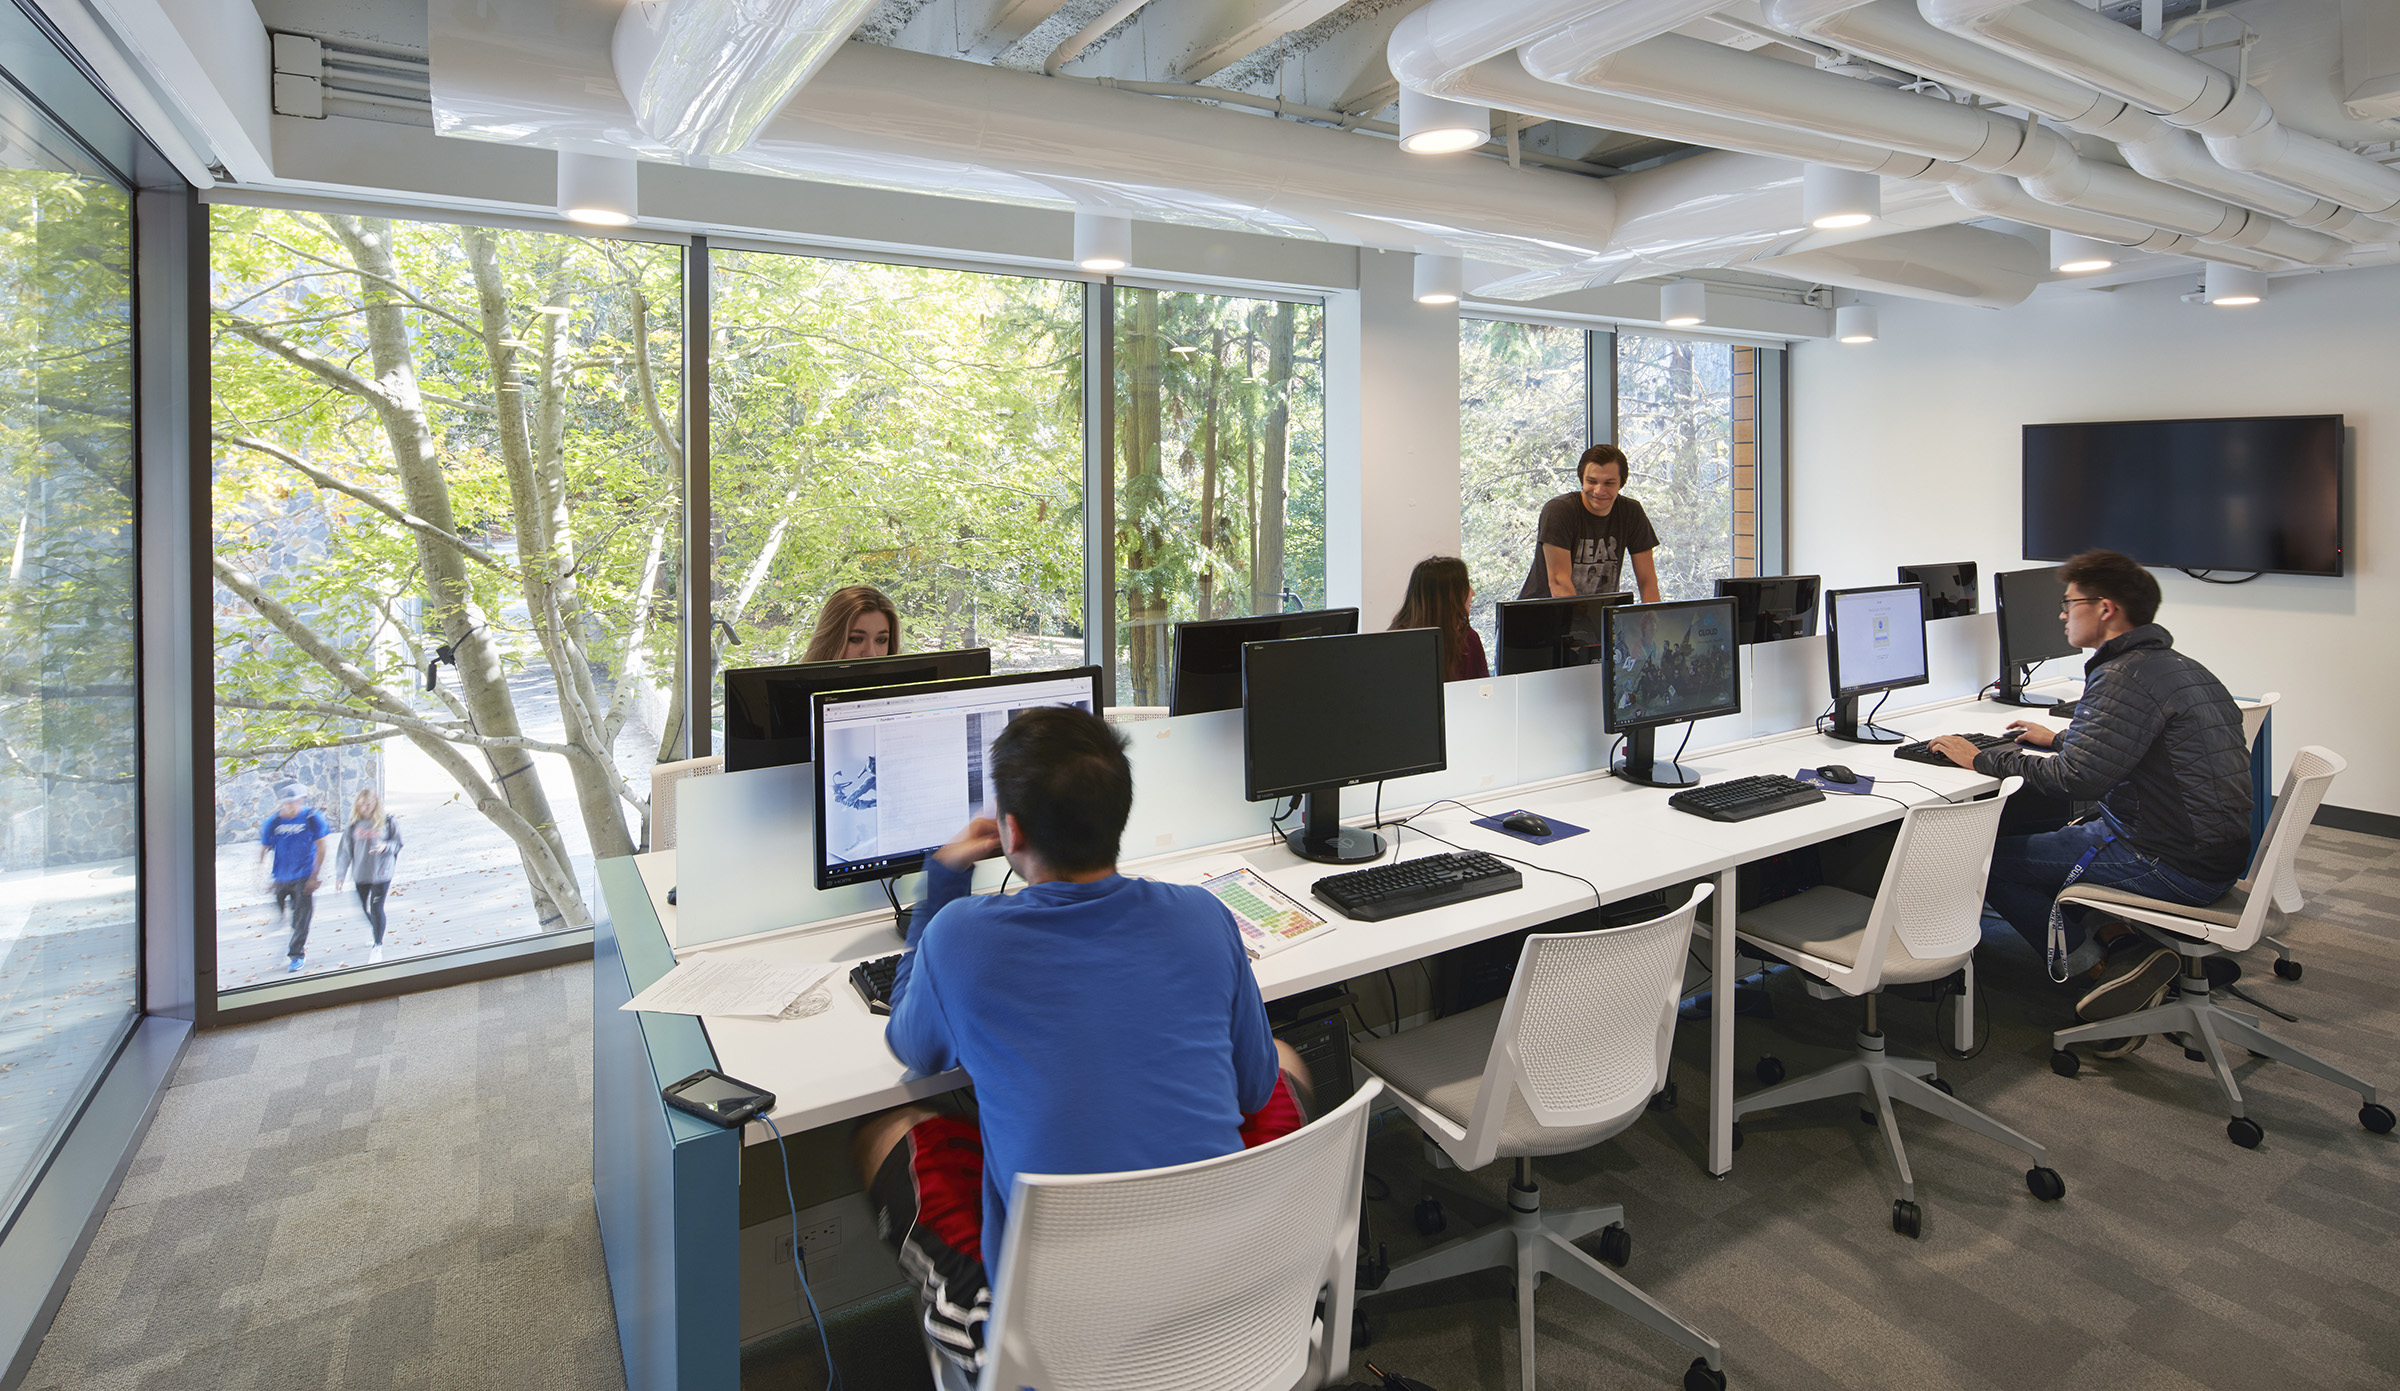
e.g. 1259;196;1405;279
760;1115;844;1391
1269;793;1302;839
1388;799;1606;915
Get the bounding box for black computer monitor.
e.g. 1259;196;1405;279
1243;629;1446;865
1994;564;2075;708
1897;562;1979;620
1493;592;1632;675
1824;583;1929;744
1713;575;1821;645
812;666;1104;890
1169;607;1360;715
1600;599;1740;788
722;648;993;772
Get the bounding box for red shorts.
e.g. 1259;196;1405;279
869;1072;1312;1374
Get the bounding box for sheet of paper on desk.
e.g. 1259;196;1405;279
620;954;839;1019
1197;865;1331;959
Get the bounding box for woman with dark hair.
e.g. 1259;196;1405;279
1390;555;1487;681
802;585;902;663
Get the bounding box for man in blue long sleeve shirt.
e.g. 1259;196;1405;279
852;707;1311;1376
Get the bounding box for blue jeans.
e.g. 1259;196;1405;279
1983;812;2232;974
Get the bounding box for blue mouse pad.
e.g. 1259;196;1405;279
1471;811;1592;845
1797;769;1875;795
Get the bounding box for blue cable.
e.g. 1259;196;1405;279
760;1115;843;1391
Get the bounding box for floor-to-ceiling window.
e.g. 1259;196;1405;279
1112;286;1326;708
1615;329;1739;599
0;42;137;1222
1457;317;1589;654
209;209;681;989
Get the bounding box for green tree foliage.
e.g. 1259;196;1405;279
1458;318;1585;648
1616;332;1734;601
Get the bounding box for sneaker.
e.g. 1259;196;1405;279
2076;946;2177;1031
287;956;305;973
368;945;385;964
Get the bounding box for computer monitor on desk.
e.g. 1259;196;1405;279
1244;629;1446;865
1994;565;2074;708
1898;562;1978;620
1493;592;1631;675
723;648;992;772
1601;598;1740;788
811;667;1103;890
1169;607;1359;715
1824;583;1928;744
1714;575;1820;645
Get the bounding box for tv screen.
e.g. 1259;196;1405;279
2022;415;2342;576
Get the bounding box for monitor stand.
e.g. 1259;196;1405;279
1826;694;1905;745
1286;787;1385;866
1995;664;2063;709
1612;725;1701;789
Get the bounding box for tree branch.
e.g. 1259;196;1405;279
215;431;509;572
217;696;583;757
215;310;399;411
215;728;400;759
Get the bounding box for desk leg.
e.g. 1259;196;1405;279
1710;867;1737;1177
1955;956;1977;1055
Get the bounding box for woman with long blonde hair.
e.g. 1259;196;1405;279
334;786;404;963
802;585;903;663
1389;556;1487;681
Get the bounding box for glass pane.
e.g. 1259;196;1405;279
1458;318;1586;656
0;83;135;1219
1112;288;1326;708
708;252;1084;716
1614;331;1735;600
210;210;682;990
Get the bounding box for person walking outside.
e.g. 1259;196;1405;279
335;787;404;964
259;781;333;973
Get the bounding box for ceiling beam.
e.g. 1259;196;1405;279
1173;0;1350;83
964;0;1075;61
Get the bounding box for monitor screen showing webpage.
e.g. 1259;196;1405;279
813;668;1102;889
1828;585;1929;698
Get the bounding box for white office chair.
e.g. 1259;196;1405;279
1350;887;1726;1391
2049;746;2394;1147
933;1078;1382;1391
646;753;722;851
1732;778;2066;1238
2233;694;2308;979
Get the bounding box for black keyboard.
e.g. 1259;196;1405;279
850;953;906;1015
1667;774;1826;823
1894;731;2020;767
1312;851;1524;922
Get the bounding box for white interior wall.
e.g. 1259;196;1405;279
1789;265;2396;818
1325;249;1463;627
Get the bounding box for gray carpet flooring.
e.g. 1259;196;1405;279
23;827;2400;1391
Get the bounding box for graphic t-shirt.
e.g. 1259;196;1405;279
1516;492;1659;599
261;807;332;883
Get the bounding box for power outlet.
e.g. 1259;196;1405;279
774;1217;842;1265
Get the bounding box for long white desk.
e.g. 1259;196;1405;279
641;687;2068;1176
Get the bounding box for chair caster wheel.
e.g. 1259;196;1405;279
1928;1077;1954;1096
2227;1116;2264;1149
1754;1056;1784;1085
2185;1048;2207;1063
2273;958;2302;981
1648;1079;1678;1112
1413;1197;1445;1237
2050;1049;2080;1078
1860;1108;1878;1126
1891;1199;1922;1238
1684;1357;1728;1391
2025;1166;2065;1202
1730;1122;1743;1152
1598;1222;1631;1269
2362;1102;2396;1135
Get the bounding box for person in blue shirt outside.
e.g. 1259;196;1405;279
258;780;334;973
851;706;1313;1377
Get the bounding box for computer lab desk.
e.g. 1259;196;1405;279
590;689;2064;1390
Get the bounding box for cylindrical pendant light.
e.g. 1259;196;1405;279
2050;231;2115;274
1802;164;1879;229
1835;303;1878;343
1398;88;1491;154
557;151;638;226
1660;278;1707;327
1414;253;1463;305
1073;211;1132;272
2204;262;2266;306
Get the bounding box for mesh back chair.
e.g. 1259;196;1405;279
938;1078;1383;1391
2050;747;2393;1147
1732;779;2067;1238
2234;694;2308;978
1350;887;1726;1391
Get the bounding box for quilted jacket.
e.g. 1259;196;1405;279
1974;624;2254;882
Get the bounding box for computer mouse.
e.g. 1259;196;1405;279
1815;765;1859;786
1501;811;1552;836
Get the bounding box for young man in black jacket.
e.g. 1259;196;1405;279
1927;551;2253;1037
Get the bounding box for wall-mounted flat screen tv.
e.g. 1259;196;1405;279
2022;414;2342;577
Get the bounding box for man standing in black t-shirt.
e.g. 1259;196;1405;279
1515;444;1662;603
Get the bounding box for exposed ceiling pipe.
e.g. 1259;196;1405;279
611;0;883;157
1523;28;2349;265
1384;0;1727;100
1045;0;1159;77
1921;0;2400;223
1764;0;2392;243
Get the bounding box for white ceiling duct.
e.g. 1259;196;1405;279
612;0;884;157
1751;223;2043;306
1922;0;2400;223
2343;0;2400;122
1383;0;1724;99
